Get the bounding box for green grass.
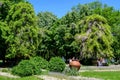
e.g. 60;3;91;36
80;71;120;80
0;76;43;80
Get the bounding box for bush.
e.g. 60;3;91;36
1;68;9;72
49;57;66;72
12;60;41;77
30;56;49;69
114;62;119;65
63;66;79;76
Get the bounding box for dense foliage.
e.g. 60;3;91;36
75;14;113;58
12;60;41;77
0;22;8;63
49;57;66;72
60;1;120;60
30;56;49;69
5;2;41;59
37;12;58;29
0;0;120;64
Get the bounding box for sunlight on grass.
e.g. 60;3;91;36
80;71;120;80
0;76;43;80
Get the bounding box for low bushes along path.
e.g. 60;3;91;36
0;65;120;80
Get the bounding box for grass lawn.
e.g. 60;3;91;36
0;76;43;80
80;71;120;80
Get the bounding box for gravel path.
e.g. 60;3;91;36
37;75;102;80
80;65;120;70
0;71;102;80
37;72;102;80
0;72;19;78
0;72;101;80
80;65;120;72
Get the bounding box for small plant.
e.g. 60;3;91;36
114;62;119;65
30;56;49;69
1;68;9;72
49;57;66;72
12;60;41;77
63;66;79;76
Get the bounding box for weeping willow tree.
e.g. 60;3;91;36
75;14;113;59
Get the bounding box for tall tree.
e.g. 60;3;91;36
112;25;120;61
0;22;8;63
5;2;41;60
75;14;113;59
61;1;120;60
0;0;11;64
37;20;80;60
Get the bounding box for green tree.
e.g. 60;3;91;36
75;14;113;59
61;1;120;60
0;0;11;64
9;0;25;3
61;11;79;26
0;0;27;21
38;20;80;60
61;1;102;25
37;12;58;29
5;2;41;60
63;1;120;28
0;0;12;21
112;25;120;61
0;22;8;63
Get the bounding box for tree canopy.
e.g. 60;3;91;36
75;14;113;58
0;0;120;63
5;2;41;59
37;12;58;29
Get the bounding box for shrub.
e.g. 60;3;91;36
1;68;9;72
63;67;79;76
12;60;41;77
114;61;119;65
30;56;49;69
49;57;66;72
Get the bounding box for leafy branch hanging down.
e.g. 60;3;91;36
75;14;113;59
